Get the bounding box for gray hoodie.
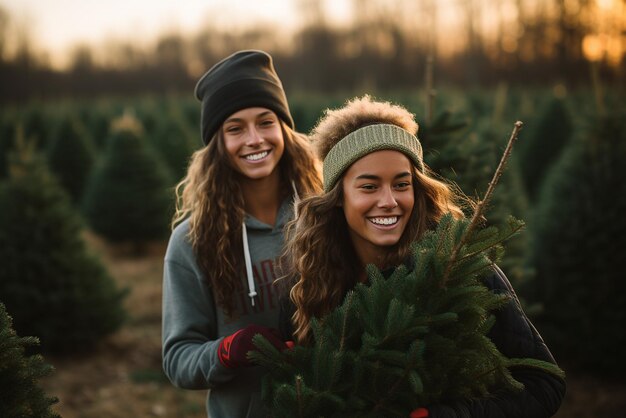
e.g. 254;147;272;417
162;199;293;418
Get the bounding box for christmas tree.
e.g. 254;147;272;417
82;112;173;247
0;111;18;179
529;107;626;376
0;130;126;354
149;109;197;182
516;97;573;201
0;302;59;418
420;105;530;287
47;115;96;203
251;122;563;417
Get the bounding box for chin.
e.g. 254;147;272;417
238;167;275;180
374;237;403;248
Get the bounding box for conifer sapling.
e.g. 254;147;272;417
250;121;564;417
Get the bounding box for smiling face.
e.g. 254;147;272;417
341;150;415;267
222;107;285;180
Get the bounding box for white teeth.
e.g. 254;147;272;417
244;151;268;161
370;217;398;225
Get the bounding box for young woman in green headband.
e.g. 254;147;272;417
281;95;565;417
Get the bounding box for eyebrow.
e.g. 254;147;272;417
224;111;274;124
355;171;412;180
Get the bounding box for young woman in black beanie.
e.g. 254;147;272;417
162;50;322;418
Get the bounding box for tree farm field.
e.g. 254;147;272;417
39;233;626;418
40;233;207;418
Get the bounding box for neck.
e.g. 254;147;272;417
239;170;283;226
355;245;388;272
357;267;368;283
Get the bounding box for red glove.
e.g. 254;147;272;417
410;408;429;418
218;324;287;368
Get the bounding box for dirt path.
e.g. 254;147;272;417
42;237;206;418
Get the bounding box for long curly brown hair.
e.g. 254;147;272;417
172;121;322;317
286;96;470;343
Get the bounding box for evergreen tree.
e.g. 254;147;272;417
47;116;96;203
414;109;469;157
423;113;529;285
0;112;18;179
21;106;50;149
0;302;60;418
82;113;173;246
464;120;530;286
180;97;200;130
77;104;113;149
516;97;573;201
528;108;626;376
136;102;161;138
289;93;345;134
0;132;126;354
253;214;562;417
252;123;563;417
149;110;197;182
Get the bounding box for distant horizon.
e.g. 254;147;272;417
0;0;353;69
0;0;623;70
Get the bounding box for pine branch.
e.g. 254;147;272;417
507;358;566;379
441;121;523;286
456;219;525;266
371;365;412;416
370;342;426;417
339;292;354;353
295;375;305;418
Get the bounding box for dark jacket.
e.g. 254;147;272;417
279;265;565;417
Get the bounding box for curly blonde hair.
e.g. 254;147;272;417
286;96;469;343
173;121;322;317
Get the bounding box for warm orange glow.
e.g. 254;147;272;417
583;33;624;64
578;0;625;65
2;0;625;69
596;0;615;11
501;36;518;54
604;35;623;65
583;35;604;61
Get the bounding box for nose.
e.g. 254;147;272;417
378;186;398;209
245;126;263;146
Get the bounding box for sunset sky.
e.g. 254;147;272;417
0;0;352;67
1;0;623;68
0;0;347;67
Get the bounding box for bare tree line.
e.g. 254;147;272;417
0;0;622;101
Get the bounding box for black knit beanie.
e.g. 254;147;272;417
194;50;294;145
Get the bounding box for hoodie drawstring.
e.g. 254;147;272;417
291;180;300;218
242;181;300;307
242;222;257;306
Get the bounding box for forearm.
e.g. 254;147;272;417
162;259;237;389
163;335;236;389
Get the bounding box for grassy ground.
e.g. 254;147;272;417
41;235;206;418
40;234;626;417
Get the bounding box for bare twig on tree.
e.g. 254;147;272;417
441;121;524;286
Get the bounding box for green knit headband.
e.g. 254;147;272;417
323;124;424;191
